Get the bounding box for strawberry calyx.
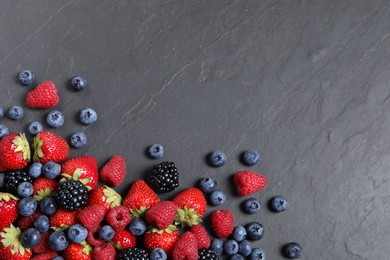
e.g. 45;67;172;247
147;224;177;235
60;169;92;190
34;188;54;201
33;134;44;162
13;133;30;161
51;224;70;231
130;206;149;218
102;186;122;208
80;241;92;255
0;192;19;202
175;206;202;227
0;224;31;256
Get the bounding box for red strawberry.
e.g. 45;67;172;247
0;193;18;230
122;180;160;217
0;224;32;260
172;188;206;227
61;156;98;190
106;206;130;231
210;210;234;238
145;201;177;230
50;209;78;230
32;232;51;254
31;251;58;260
26;81;59;109
233;170;267;196
33;131;69;164
111;229;136;250
78;205;106;232
144;225;179;255
92;243;116;260
100;155;126;186
87;227;105;247
18;211;42;231
190;225;210;249
33;178;58;201
172;231;198;260
0;133;30;171
87;186;122;213
63;242;92;260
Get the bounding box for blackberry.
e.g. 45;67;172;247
118;247;149;260
4;171;32;195
150;161;179;193
198;249;219;260
56;180;88;211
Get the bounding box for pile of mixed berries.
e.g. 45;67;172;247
0;70;302;259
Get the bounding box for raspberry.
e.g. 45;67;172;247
93;243;116;260
87;226;105;247
100;155;126;186
78;205;105;232
190;225;210;249
106;206;131;231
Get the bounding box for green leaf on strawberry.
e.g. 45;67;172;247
175;206;202;227
103;186;122;207
0;224;31;256
12;133;30;161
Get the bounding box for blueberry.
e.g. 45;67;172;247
148;144;164;159
128;218;146;236
17;182;34;198
243;198;261;214
67;224;88;244
27;121;43;135
0;107;3;118
8;106;23;120
70;132;87;148
209;151;226;167
46;110;64;128
238;240;252;256
230;254;245;260
40;197;58;215
198;177;217;194
35;215;50;232
150;248;167;260
71;76;87;91
211;238;224;256
49;231;69;251
0;173;4;189
21;228;40;248
245;222;264;241
0;125;9;138
250;248;266;260
209;190;226;206
242;150;260;166
18;70;35;86
224;239;239;255
18;197;38;216
284;243;302;259
52;257;64;260
270;195;288;213
99;225;115;241
28;162;43;178
79;108;97;125
43;161;61;179
232;226;247;242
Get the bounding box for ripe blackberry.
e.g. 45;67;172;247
118;247;149;260
56;180;88;211
150;161;179;193
198;249;219;260
4;171;32;195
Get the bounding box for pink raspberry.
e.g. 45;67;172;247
106;206;131;231
93;243;116;260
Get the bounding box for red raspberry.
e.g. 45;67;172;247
106;206;131;231
33;232;51;253
100;155;126;186
145;201;177;230
93;243;116;260
87;226;105;247
78;205;106;232
190;225;210;249
172;231;198;260
18;211;42;231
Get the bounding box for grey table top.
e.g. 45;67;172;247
1;1;389;259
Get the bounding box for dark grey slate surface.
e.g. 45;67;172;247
1;1;390;259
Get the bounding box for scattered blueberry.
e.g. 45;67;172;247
250;248;266;260
52;257;64;260
0;107;3;118
150;248;167;260
209;150;227;167
198;177;217;194
43;161;61;179
284;243;302;259
17;182;34;198
230;254;245;260
99;225;115;241
40;197;58;215
242;150;260;166
243;198;261;214
18;197;38;216
79;108;97;125
209;190;226;206
46;110;64;128
245;222;264;241
238;240;252;257
232;226;247;242
128;218;147;236
0;173;4;189
270;195;288;213
148;144;164;159
0;125;9;138
224;239;239;255
35;215;50;232
211;238;224;256
27;121;43;135
67;224;88;244
71;76;87;91
18;70;35;86
21;228;40;248
8;106;23;120
28;162;43;178
49;230;69;251
69;132;87;148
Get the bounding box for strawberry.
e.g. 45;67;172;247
0;193;18;230
111;229;136;250
33;178;58;201
18;211;42;231
33;131;69;164
0;224;32;260
63;242;92;260
144;225;179;255
100;155;126;186
31;251;58;260
61;156;99;190
190;225;210;249
233;170;267;196
78;205;106;232
0;133;30;171
145;201;177;230
87;186;122;213
172;231;198;260
26;81;59;109
210;210;234;238
32;232;51;254
106;206;130;231
50;209;78;230
122;180;160;217
172;188;206;227
92;243;116;260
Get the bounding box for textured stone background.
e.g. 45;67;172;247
1;1;390;259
